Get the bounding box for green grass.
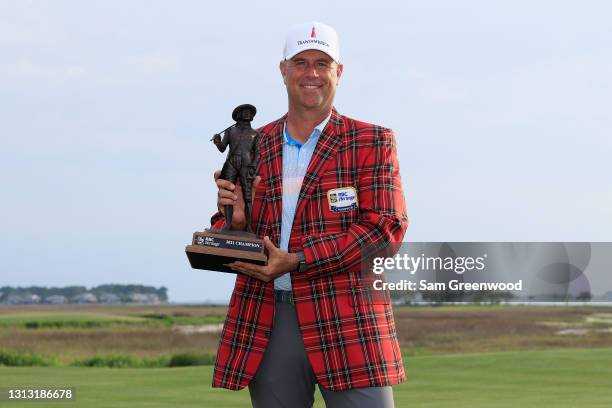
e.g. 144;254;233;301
135;313;226;326
71;355;171;368
0;313;147;329
0;351;59;367
1;348;611;407
0;313;225;329
0;351;217;368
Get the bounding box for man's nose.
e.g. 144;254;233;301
305;63;320;77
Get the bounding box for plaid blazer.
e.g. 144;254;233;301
211;108;409;391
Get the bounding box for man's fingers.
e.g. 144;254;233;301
228;262;271;282
216;178;235;191
217;178;240;211
227;263;245;273
218;189;238;201
213;170;221;181
262;236;278;254
218;198;238;206
232;261;266;274
253;176;262;190
250;176;262;202
229;264;253;277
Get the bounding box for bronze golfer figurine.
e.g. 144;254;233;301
212;104;260;232
185;104;267;273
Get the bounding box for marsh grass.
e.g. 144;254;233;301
0;350;59;367
0;312;224;329
1;304;611;368
71;354;170;368
135;312;225;326
0;350;217;368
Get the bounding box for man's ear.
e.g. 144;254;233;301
279;60;287;85
336;63;344;85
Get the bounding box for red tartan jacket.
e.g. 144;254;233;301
211;108;409;391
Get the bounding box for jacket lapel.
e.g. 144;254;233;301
293;108;343;219
260;115;285;245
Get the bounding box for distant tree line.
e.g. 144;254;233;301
0;285;168;304
390;288;516;305
390;289;599;305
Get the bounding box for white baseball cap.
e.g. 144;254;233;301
282;21;340;63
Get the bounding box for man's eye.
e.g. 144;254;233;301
294;61;306;67
317;62;330;69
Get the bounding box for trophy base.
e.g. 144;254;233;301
185;229;267;273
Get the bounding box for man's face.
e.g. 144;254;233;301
279;49;343;113
241;109;253;122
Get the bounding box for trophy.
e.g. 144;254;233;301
185;104;267;273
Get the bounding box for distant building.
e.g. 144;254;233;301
71;292;98;304
4;293;41;304
44;295;68;304
5;294;25;304
595;291;612;301
99;293;121;304
128;293;161;304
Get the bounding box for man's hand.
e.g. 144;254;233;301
227;236;299;282
214;170;261;230
212;134;221;145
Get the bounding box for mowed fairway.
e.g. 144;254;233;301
2;348;612;408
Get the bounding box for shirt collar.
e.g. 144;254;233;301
283;113;332;147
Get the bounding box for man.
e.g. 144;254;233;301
211;21;408;408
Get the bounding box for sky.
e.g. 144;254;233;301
1;0;611;302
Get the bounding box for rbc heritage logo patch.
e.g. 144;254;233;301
327;187;358;213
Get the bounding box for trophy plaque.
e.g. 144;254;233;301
186;230;266;273
185;104;267;273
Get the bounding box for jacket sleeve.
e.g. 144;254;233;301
300;128;408;280
210;212;225;229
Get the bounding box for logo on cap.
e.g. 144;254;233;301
284;21;339;63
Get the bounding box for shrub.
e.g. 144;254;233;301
71;355;170;368
139;313;225;326
168;352;216;367
0;351;215;368
0;350;59;367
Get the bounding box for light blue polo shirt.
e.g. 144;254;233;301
274;114;331;291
